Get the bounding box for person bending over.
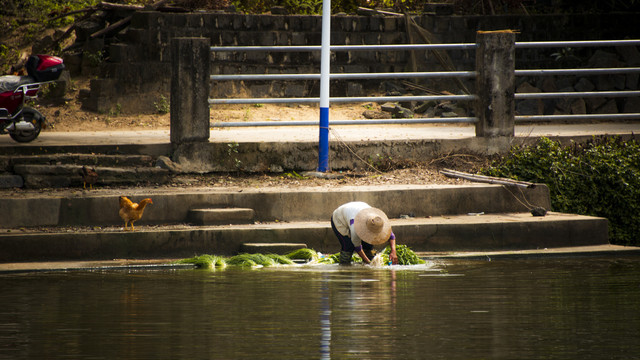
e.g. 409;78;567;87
331;201;398;265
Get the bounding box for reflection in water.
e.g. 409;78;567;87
320;273;330;360
1;258;639;359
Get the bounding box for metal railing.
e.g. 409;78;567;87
209;43;478;127
208;39;640;127
514;39;640;122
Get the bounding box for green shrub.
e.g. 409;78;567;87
482;137;640;246
154;95;170;114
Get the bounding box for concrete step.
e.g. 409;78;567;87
0;184;552;228
0;153;156;170
188;208;255;225
11;164;170;188
0;212;608;262
240;243;307;254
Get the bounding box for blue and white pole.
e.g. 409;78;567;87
317;0;331;172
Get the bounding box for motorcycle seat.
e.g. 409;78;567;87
0;75;36;93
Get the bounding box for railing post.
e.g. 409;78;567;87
316;0;331;172
170;37;211;145
475;30;515;138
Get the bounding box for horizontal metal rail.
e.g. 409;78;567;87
515;90;640;100
211;68;640;82
516;68;640;76
211;117;478;127
210;71;476;81
515;113;640;122
211;40;640;53
515;39;640;49
211;43;477;52
209;94;477;105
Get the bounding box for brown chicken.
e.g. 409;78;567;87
119;196;153;231
80;166;98;190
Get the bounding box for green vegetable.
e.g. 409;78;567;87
176;245;425;269
317;252;340;264
285;248;318;261
227;253;276;267
266;254;295;265
176;254;227;269
382;245;425;265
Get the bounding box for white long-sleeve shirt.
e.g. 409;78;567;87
332;201;372;249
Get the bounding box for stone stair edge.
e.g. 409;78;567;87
0;183;522;199
0;153;156;170
0;212;606;234
12;164;168;174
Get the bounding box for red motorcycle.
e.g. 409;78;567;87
0;54;64;142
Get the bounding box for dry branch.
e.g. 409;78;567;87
98;1;145;11
356;7;402;16
440;168;536;188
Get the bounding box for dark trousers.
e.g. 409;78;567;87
330;218;373;253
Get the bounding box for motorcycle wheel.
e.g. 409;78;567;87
9;108;43;143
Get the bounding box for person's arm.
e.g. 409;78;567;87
388;233;398;265
356;248;371;264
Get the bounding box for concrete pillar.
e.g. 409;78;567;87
170;37;210;145
475;31;515;138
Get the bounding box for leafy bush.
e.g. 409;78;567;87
9;0;100;25
482;137;640;246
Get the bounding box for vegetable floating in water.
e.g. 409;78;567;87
176;245;425;269
176;254;226;269
381;244;426;265
285;248;319;261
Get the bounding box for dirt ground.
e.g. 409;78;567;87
35;77;383;132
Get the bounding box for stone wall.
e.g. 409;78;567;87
79;11;640;114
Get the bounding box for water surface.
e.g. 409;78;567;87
1;257;639;359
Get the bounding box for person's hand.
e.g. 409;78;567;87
389;250;398;265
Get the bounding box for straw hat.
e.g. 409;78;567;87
354;207;392;245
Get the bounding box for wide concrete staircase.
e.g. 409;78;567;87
0;184;611;262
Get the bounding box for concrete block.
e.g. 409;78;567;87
0;157;10;171
475;31;516;138
0;174;23;188
383;17;397;31
0;198;61;228
185;13;203;28
369;16;382;31
170;37;210;145
188;208;255;225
